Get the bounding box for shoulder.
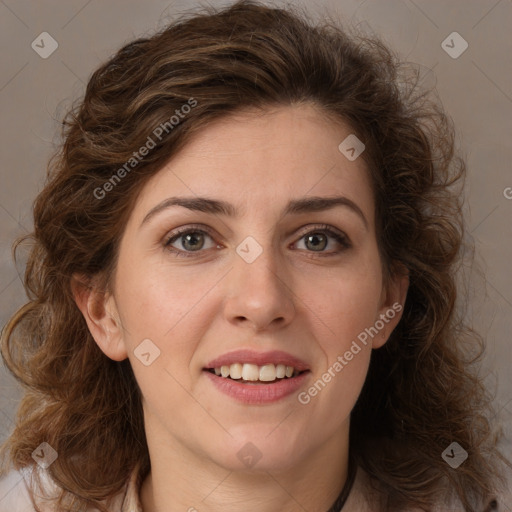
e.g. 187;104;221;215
491;459;512;512
345;463;512;512
342;464;385;511
0;465;131;512
0;466;39;512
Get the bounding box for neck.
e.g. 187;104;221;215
140;420;351;512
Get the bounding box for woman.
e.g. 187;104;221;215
0;1;510;510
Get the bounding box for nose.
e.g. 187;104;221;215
222;241;296;332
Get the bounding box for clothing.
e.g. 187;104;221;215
0;460;510;511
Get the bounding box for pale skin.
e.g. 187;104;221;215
73;104;408;512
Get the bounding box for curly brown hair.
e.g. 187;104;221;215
0;1;509;511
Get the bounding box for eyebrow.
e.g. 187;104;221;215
140;195;368;230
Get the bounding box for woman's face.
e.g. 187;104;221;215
97;104;406;472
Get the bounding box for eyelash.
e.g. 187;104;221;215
163;223;351;259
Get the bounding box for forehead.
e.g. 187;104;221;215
130;104;374;226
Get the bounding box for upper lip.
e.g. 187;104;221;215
205;350;310;372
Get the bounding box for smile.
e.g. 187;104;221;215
207;363;304;382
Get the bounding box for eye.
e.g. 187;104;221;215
164;226;218;258
293;224;351;255
163;223;351;258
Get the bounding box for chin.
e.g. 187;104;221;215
205;429;309;473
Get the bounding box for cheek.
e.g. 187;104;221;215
306;257;383;345
298;274;378;427
112;263;202;393
114;254;203;340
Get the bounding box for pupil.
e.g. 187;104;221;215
183;232;203;251
306;233;326;251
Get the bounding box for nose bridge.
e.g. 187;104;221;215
235;233;286;297
224;232;295;329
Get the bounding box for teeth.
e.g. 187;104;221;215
241;363;259;381
212;363;299;382
259;364;276;382
229;363;242;379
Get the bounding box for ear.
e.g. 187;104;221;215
372;264;409;349
71;274;128;361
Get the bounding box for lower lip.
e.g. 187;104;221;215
203;370;310;404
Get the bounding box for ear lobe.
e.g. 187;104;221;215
372;267;409;349
71;274;128;361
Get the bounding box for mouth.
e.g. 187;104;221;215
204;363;310;384
203;350;311;402
203;364;311;404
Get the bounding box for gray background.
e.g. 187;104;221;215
0;0;511;463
